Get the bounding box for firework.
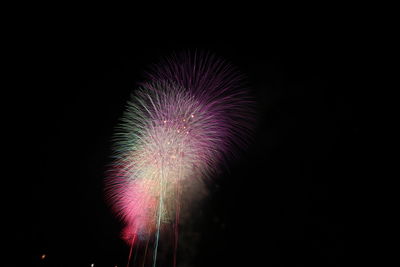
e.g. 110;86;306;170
106;52;254;266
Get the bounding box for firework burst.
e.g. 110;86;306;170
106;52;254;266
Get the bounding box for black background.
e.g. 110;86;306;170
6;11;362;267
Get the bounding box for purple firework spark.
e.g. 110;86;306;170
106;52;254;266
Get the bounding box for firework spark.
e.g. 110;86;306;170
106;52;254;266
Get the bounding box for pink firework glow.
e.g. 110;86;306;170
106;52;254;266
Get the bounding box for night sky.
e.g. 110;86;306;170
7;15;361;267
